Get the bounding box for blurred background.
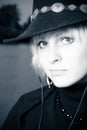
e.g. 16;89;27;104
0;0;42;128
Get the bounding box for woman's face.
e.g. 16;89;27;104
34;28;87;88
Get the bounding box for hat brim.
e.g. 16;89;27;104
3;10;87;43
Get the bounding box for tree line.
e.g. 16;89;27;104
0;4;30;43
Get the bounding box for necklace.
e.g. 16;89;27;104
56;93;83;121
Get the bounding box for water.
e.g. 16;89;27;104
0;43;40;128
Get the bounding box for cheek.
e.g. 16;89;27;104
38;51;48;70
79;51;87;73
66;48;87;75
76;48;87;69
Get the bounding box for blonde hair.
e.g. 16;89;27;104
30;38;45;77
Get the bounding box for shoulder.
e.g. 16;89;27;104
12;86;56;114
13;87;42;112
19;85;55;103
20;87;41;102
1;86;55;129
19;86;47;104
14;86;56;113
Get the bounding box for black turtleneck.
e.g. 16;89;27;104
59;82;87;119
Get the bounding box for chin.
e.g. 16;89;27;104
49;74;86;88
52;79;79;88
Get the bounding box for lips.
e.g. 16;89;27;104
49;69;67;76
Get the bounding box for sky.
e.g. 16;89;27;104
0;0;33;25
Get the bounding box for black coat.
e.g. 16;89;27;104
1;86;87;130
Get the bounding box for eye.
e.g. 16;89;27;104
61;37;74;45
37;41;48;49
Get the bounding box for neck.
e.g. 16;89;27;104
58;82;87;117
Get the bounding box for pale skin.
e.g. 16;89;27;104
33;28;87;88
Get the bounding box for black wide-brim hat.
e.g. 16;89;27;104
4;0;87;43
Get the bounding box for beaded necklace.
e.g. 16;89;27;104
56;92;83;121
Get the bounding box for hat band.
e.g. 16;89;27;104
30;3;87;21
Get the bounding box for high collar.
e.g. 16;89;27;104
58;82;87;118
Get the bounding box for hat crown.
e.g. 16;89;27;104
6;0;87;43
33;0;87;11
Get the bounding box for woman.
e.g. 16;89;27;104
2;0;87;130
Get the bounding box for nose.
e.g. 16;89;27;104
48;44;62;64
